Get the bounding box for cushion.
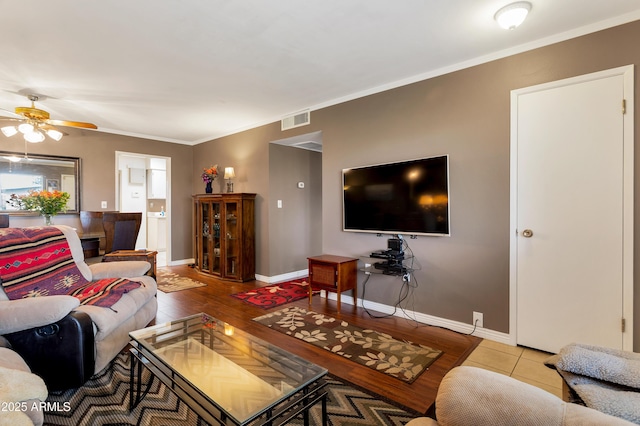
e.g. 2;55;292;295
435;366;566;426
89;261;151;280
0;296;80;334
75;276;156;340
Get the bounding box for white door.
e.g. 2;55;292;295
510;66;634;354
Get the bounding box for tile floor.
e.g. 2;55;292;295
462;339;563;398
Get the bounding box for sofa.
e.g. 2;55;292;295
0;225;157;391
406;366;635;426
0;336;47;426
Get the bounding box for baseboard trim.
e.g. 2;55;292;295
168;258;195;266
316;292;512;346
255;269;309;284
235;268;512;346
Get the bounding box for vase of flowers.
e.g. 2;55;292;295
8;190;70;225
202;165;218;193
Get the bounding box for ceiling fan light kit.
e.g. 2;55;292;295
46;129;63;141
1;126;18;137
24;130;45;143
495;1;532;30
18;122;34;133
0;94;97;144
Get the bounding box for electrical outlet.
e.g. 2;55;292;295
101;201;107;209
364;263;371;275
473;311;484;328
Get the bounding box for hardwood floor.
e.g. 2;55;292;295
152;265;481;414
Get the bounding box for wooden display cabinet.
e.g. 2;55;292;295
193;193;256;282
307;254;358;313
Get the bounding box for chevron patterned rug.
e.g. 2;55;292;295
43;352;421;425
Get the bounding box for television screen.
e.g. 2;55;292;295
342;155;450;236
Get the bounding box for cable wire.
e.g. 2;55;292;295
362;235;480;336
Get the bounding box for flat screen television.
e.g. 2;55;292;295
342;155;450;236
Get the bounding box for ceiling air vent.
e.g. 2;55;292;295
281;110;310;131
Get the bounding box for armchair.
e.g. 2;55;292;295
79;210;114;254
102;212;142;254
0;336;47;426
407;366;634;426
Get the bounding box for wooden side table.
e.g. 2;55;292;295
307;255;358;313
103;250;158;279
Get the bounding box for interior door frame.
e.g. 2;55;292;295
115;151;172;266
509;65;635;350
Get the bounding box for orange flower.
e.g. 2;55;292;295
9;190;70;215
202;165;218;183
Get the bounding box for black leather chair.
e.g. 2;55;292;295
102;212;142;254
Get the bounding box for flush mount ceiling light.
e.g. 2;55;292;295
495;1;532;30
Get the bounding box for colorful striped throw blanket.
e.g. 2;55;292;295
0;227;141;308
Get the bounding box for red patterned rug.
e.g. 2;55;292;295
230;278;317;309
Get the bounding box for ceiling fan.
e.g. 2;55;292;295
0;94;97;143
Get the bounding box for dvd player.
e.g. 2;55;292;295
369;249;404;260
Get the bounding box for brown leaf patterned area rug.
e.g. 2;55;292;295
155;268;207;293
253;306;443;384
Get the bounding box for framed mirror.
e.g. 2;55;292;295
0;151;81;214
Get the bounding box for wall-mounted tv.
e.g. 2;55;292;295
342;155;450;236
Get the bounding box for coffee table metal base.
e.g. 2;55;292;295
129;347;328;426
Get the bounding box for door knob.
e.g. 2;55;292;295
522;229;533;238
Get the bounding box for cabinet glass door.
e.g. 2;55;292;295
225;202;238;278
211;202;221;275
201;202;211;271
200;201;222;275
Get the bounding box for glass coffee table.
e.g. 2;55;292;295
129;313;328;425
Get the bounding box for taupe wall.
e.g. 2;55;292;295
1;129;194;262
268;144;322;276
191;126;274;273
194;20;640;349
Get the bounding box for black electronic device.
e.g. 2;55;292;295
370;250;392;259
388;238;403;252
373;260;406;276
369;249;404;260
342;155;450;236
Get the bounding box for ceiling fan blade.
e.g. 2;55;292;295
47;119;98;129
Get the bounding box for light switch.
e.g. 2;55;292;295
277;200;283;208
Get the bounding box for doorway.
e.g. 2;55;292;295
115;152;171;267
509;66;634;353
267;131;322;280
